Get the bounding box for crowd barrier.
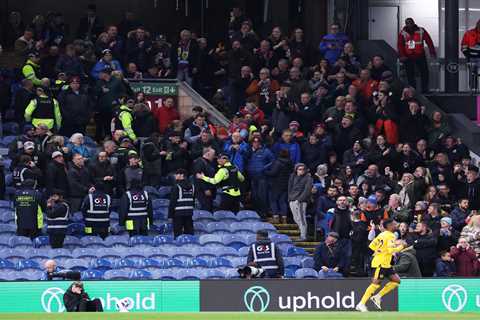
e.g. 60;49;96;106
0;278;477;313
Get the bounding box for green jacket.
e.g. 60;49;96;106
24;94;62;130
22;59;42;86
117;105;137;141
201;161;245;196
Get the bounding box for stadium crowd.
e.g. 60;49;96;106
0;4;479;279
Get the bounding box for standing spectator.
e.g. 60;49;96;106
319;24;349;65
265;149;293;224
67;133;91;160
132;103;157;139
272;129;301;164
437;217;460;252
119;179;153;236
330;195;353;267
14;179;43;239
15;29;37;64
435;251;456;277
163;133;189;177
451;198;469;231
450;237;478;277
153;97;180;134
14;79;35;126
46;190;69;248
288;163;313;240
46;151;69;197
398;18;436;93
169;169;195;239
399;100;429;145
314;232;347;278
118;11;141;38
76;4;104;42
407;221;438;277
192;147;217;212
55;44;85;78
393;242;422;277
140;133;163;188
89;151;115;195
67;153;92;212
122;153;144;192
80;183;111;239
184;113;209;144
460;215;480;256
223;131;248;173
58;78;92;136
458;165;480;212
171;29;198;85
334;115;362;161
126;27;152;72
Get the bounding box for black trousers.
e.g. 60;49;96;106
173;215;194;238
77;299;103;312
220;193;240;213
94;110;113;141
87;227;109;239
404;55;429;92
17;228;40;239
197;190;214;212
49;233;66;248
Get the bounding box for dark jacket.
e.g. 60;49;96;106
435;258;456;277
192;156;217;193
89;160;115;195
393;247;422;277
399;112;429;144
265;156;294;193
288;167;313;202
245;146;274;179
314;241;347;273
450;207;468;231
57;89;92;127
63;284;90;312
133;110;157;138
46;161;69;197
458;178;480;211
301;141;328;173
330;207;352;239
407;231;438;264
14;87;35;124
247;239;284;278
168;180;195;218
67;165;92;198
450;246;478;277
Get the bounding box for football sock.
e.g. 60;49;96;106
360;283;381;305
378;281;399;298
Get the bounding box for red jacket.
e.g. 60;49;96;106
398;26;436;59
450;246;478;277
153;106;180;134
461;28;480;57
239;106;265;124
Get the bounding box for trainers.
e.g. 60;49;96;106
370;294;382;310
355;303;368;312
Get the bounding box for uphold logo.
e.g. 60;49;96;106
41;287;66;313
442;284;468;312
244;286;270;312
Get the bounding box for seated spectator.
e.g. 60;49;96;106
435;251;456;277
450;237;478;277
392;241;422;277
314;232;346;278
67;133;91;160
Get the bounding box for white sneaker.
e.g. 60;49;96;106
370;294;382;310
355;303;368;312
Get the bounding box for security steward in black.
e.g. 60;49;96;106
196;153;245;213
46;190;70;248
247;230;284;278
14;179;43;239
168;169;195;239
12;155;42;188
119;179;153;236
80;182;111;239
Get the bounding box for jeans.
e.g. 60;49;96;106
270;190;288;216
177;68;192;85
289;200;308;239
250;177;269;217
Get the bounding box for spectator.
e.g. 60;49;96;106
76;4;104;42
450;237;478;277
58;78;91;136
435;251;456;277
398;18;436;93
451;198;469;231
392;241;422;277
89;151;115;195
314;232;346;278
458;165;480;212
154;97;180;134
288;163;313;240
319;24;349;65
169;169;195;239
265;149;293;224
55;44;85;78
407;221;438;277
437;217;460;252
223;131;248;173
272;129;301;164
172;29;198;85
140;133;164;188
91;49;123;79
460;215;480;256
132;103;157;139
126;27;152;72
184;113;209;144
67;153;92;212
46;151;69;197
192;147;217;212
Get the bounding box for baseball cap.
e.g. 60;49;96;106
120;137;132;144
367;195;377;206
51;151;63;159
101;49;112;56
441;217;452;225
24;141;35;150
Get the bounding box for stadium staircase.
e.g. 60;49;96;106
274;223;319;255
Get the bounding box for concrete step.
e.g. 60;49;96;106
273;224;299;230
278;229;300;236
294;241;320;248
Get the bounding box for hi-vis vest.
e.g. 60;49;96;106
85;193;111;230
401;29;425;56
126;191;149;218
46;202;69;231
174;184;195;217
251;242;278;273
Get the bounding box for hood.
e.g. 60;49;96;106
401;246;416;255
294;162;308;172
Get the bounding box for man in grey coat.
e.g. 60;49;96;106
393;241;422;278
288;163;313;240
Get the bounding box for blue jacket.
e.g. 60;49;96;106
245;146;275;178
313;242;347;272
223;140;249;172
91;59;123;79
319;33;349;65
67;143;91;159
272;141;301;164
435;258;456;277
450;207;468;231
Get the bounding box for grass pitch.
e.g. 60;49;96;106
0;313;476;320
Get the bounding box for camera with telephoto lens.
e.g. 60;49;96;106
47;270;81;281
238;265;264;279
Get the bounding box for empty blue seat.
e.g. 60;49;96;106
90;258;113;270
70;212;84;223
130;269;152;280
0;212;14;224
237;210;260;221
52;248;73;259
284;268;296;278
295;268;318;279
193;222;207;234
270;233;292;245
67;223;85;236
238;246;250;256
208;257;233;268
213;210;237;222
152;199;169;210
284;257;302;269
222;234;248;250
185;258;208;268
229;222;252;233
1;136;16;147
153;235;174;246
164;258;183;268
252;222;277;232
137;258;162;269
110;211;119;221
114;258;136;269
0;258;16;269
224;268;240;279
180;269;200;280
130;236;154;247
81;269;104;280
103;235;130;247
97;248;122;259
229;256;246;268
302;257;315;269
0;201;12;209
17;259;41;270
287;247;308;257
81;236;106;247
206;222;230;233
33;236;50;248
23;248;48;259
202;269;225;279
199;234;223;246
278;243;294;255
9;236;32;248
192;210;215;223
62;236;82;249
0;224;16;235
175;234;199;245
104;269;129;280
72;248;97;259
63;258;90;271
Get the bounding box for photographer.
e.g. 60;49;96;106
246;230;284;278
63;281;103;312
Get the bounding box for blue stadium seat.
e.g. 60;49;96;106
153;235;175;246
97;248;122;260
1;136;16;147
70;212;84;223
185;258;208;269
137;258;162;269
81;236;106;247
24;248;48;259
103;235;130;247
202;269;225;279
0;258;16;269
63;258;90;271
0;272;19;281
302;257;315;269
284;257;302;269
104;269;129;280
222;234;248;250
164;258;183;268
0;249;25;263
72;248;98;259
284;268;296;278
238;246;250;256
90;258;113;270
270;233;293;245
0;211;14;224
199;234;223;246
237;210;261;221
216;246;241;257
8;236;32;248
295;268;318;279
52;248;73;259
110;211;119;221
81;269;104;280
180;269;200;280
3;122;19;136
17;259;41;271
224;268;240;279
213;210;237;222
0;224;16;235
5;174;12;187
193;222;207;234
228;256;246;268
252;222;277;232
175;234;199;245
278;243;294;255
114;258;136;269
206;222;230;233
33;236;50;248
67;223;85;236
229;222;253;233
152;199;169;210
208;257;233;268
149;269;175;280
22;270;43;281
287;247;308;257
192;210;215;223
130;269;152;280
62;235;82;249
130;236;154;247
